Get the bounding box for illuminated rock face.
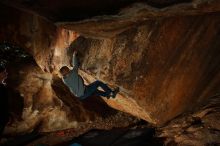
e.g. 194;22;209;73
76;13;220;125
1;0;220;136
0;5;137;136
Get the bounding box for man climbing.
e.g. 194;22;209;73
60;51;119;100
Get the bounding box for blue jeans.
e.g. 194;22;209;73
79;81;112;100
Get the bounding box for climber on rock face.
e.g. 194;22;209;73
60;51;119;100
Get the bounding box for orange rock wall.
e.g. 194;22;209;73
75;13;220;125
1;3;220;126
0;4;136;136
0;4;78;72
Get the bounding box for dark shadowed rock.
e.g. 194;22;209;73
0;3;78;72
1;0;220;37
157;95;220;146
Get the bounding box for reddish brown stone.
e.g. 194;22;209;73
74;13;220;125
1;0;220;132
0;4;78;72
0;5;137;137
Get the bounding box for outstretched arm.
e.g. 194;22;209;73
72;51;79;70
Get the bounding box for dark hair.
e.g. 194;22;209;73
60;66;70;75
0;66;5;72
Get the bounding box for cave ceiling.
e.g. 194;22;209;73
1;0;193;22
1;0;220;37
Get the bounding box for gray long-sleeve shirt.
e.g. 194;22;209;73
62;53;85;98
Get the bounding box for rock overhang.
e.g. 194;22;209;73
1;0;220;38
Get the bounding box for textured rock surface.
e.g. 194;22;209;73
1;0;220;135
2;0;220;37
0;3;78;72
57;0;220;37
73;13;220;125
1;0;206;22
0;45;137;139
157;95;220;146
0;5;138;137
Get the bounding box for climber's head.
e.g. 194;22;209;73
60;66;70;76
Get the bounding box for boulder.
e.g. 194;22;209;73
73;13;220;125
1;0;220;128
